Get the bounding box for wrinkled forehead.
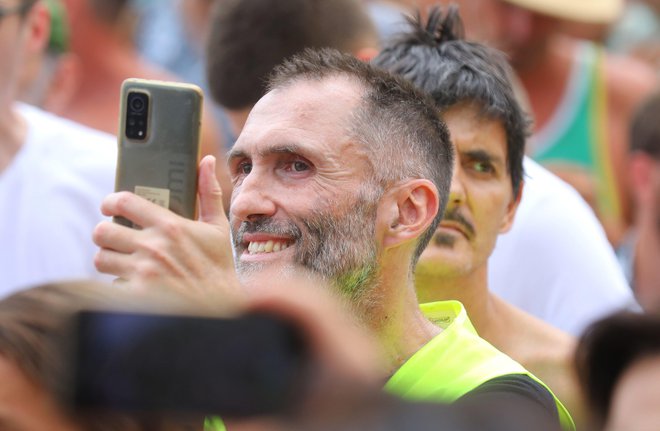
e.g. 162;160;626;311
241;76;364;136
231;76;373;168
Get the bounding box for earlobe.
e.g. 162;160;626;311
382;180;439;249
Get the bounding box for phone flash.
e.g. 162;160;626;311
138;131;144;136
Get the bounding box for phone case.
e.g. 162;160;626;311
114;78;203;227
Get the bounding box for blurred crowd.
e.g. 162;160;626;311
2;0;660;430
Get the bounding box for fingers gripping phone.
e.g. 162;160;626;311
114;79;203;227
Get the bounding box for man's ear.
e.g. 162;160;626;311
499;181;523;234
25;2;51;54
380;179;439;249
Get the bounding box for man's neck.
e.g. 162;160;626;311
367;260;442;376
0;105;28;174
416;264;502;342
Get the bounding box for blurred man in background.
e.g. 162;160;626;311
618;92;660;312
0;0;116;296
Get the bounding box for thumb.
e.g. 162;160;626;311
198;155;227;225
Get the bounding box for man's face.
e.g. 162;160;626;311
415;104;519;292
0;355;81;431
228;77;382;301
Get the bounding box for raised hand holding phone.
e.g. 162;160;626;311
94;77;240;300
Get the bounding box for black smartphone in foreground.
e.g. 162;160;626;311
66;311;309;418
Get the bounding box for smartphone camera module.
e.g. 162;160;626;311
126;92;149;140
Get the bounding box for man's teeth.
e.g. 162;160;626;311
247;240;290;254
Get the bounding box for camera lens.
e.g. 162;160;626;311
128;92;147;114
126;91;149;140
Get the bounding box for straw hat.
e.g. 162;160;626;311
501;0;623;23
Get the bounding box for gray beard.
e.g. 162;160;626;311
233;188;382;307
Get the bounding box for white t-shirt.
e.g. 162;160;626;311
489;158;639;336
0;104;116;297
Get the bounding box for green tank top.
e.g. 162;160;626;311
531;41;620;221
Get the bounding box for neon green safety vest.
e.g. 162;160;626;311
385;300;575;431
206;300;575;431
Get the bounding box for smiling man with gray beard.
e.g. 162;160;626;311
94;47;570;430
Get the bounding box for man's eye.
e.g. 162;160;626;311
473;161;494;173
238;162;252;174
292;161;309;172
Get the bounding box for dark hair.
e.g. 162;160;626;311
206;0;377;110
575;312;660;428
268;48;454;266
630;92;660;159
372;6;529;195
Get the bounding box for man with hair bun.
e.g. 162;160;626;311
374;6;584;425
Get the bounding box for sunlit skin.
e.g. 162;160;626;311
0;355;81;431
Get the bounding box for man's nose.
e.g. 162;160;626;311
230;170;277;222
448;168;467;207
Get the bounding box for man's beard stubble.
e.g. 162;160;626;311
232;189;382;308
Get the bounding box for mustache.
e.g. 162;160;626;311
442;207;475;238
233;218;302;247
